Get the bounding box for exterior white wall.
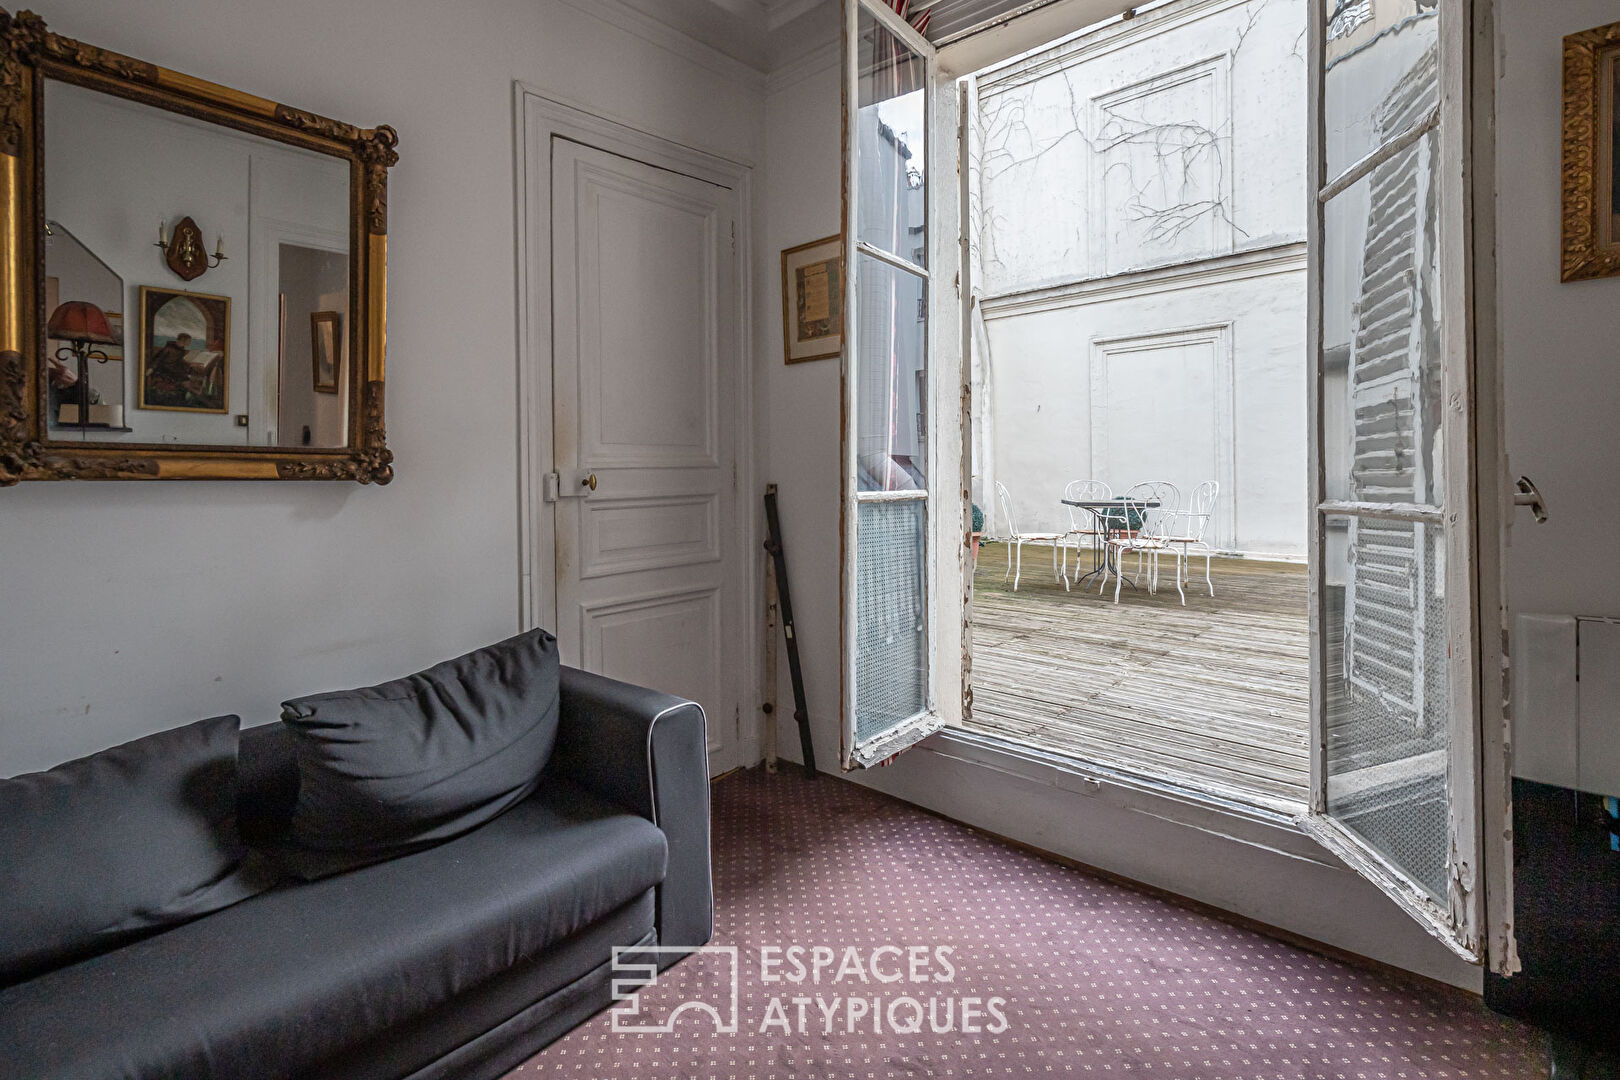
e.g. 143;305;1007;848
982;251;1306;549
970;0;1310;554
0;0;764;776
975;0;1308;294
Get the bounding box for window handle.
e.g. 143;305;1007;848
1513;476;1548;524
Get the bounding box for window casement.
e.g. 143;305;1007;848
839;0;966;768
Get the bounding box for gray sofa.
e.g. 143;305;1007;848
0;667;712;1080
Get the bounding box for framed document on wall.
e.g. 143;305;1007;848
780;235;843;364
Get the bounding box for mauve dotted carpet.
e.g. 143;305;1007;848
512;767;1544;1079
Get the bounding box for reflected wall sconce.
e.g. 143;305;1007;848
155;216;226;282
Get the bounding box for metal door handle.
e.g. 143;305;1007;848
1514;476;1547;524
541;472;596;502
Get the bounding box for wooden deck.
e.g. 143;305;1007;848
963;543;1310;809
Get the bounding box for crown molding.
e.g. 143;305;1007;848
767;37;840;92
554;0;770;86
765;0;827;30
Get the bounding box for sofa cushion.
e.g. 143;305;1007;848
276;628;561;878
0;779;667;1080
0;715;275;985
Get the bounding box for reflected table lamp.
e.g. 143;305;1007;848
47;300;121;428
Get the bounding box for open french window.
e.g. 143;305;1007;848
839;0;967;769
1304;0;1511;970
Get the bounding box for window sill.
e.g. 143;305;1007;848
911;726;1331;865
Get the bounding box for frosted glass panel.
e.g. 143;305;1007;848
1324;514;1448;900
856;498;928;742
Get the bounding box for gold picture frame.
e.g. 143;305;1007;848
0;6;398;483
1562;18;1620;282
780;234;843;364
311;311;341;394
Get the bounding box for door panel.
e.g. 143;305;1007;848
551;136;738;771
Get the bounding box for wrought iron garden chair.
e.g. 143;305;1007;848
994;480;1066;591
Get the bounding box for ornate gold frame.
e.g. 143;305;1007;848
0;7;397;483
1562;19;1620;283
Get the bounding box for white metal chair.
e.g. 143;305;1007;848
1058;479;1111;588
1103;481;1180;601
993;481;1066;591
1159;480;1219;604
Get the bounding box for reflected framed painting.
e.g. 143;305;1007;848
780;235;843;364
311;311;342;394
1562;19;1620;282
137;286;230;413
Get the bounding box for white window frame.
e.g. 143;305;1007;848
1300;0;1512;970
840;0;969;769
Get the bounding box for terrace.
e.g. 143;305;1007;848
963;547;1310;810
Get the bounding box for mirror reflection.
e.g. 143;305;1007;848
43;77;351;448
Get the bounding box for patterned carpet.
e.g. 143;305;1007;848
512;768;1545;1079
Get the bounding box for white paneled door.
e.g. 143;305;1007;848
550;136;740;774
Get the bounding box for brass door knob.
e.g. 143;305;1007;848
582;473;597;491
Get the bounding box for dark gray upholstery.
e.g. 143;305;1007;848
0;715;274;983
276;628;562;878
552;667;714;956
0;666;712;1080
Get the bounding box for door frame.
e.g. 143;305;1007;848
514;86;758;773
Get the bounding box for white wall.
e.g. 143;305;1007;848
974;0;1308;294
1496;0;1620;624
0;0;763;776
982;258;1307;550
755;41;847;774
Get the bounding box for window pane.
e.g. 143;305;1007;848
857;8;927;268
1323;0;1438;182
1323;513;1448;900
856;498;928;742
855;253;928;492
1321;131;1442;506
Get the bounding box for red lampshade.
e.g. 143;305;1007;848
46;300;119;346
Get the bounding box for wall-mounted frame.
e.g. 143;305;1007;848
780;234;843;364
310;310;341;393
0;6;398;483
1562;18;1620;283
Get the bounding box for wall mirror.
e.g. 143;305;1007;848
0;8;398;483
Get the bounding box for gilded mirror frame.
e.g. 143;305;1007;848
0;7;397;483
1562;19;1620;283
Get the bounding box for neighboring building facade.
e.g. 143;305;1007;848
970;0;1309;556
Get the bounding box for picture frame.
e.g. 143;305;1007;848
311;311;342;394
780;234;843;364
137;285;230;414
102;312;123;364
1562;19;1620;282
